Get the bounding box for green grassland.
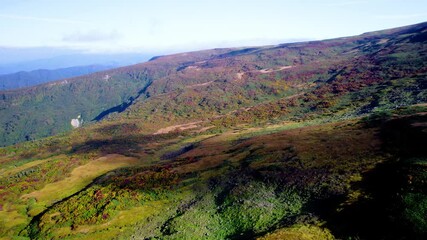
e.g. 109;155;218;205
0;104;425;239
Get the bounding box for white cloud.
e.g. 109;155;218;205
62;30;121;43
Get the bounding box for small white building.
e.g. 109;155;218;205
71;115;83;128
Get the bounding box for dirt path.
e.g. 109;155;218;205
153;121;204;135
234;66;293;83
258;66;293;73
186;81;214;88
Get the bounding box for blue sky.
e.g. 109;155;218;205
0;0;426;53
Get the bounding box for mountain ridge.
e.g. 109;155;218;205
0;21;426;146
0;52;153;75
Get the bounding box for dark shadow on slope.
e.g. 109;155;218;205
317;113;427;239
92;80;152;121
160;144;195;160
69;124;181;157
317;160;410;239
91;97;135;121
70;135;143;157
70;138;142;157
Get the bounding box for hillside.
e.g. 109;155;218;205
0;104;426;239
0;22;426;146
0;65;115;91
0;22;426;239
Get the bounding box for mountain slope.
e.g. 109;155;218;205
0;104;426;239
1;22;426;147
118;21;427;127
0;22;426;239
0;65;115;90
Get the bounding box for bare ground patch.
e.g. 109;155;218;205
153;121;203;135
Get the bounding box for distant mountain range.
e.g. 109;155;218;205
0;65;115;90
0;52;154;75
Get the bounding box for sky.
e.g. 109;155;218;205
0;0;426;54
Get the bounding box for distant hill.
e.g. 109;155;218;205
0;65;115;90
0;52;154;75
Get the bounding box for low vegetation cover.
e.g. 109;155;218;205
0;104;425;239
1;22;426;146
0;22;426;239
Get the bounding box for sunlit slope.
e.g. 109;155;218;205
0;104;425;239
1;22;426;146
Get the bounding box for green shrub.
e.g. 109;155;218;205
220;181;303;236
403;193;427;233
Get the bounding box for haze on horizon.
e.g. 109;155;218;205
0;0;426;55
